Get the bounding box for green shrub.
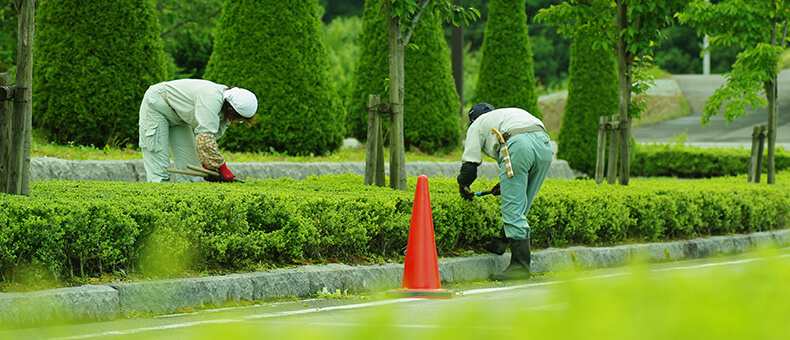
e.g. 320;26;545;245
205;0;345;155
33;0;167;148
632;144;790;178
347;0;389;142
471;0;541;118
1;173;788;285
557;32;618;175
347;1;462;153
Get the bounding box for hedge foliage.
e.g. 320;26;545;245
557;32;618;175
471;0;541;119
347;1;462;153
33;0;167;148
631;144;790;178
205;0;345;155
1;173;789;285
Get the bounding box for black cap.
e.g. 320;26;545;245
468;103;494;123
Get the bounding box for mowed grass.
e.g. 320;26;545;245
163;249;789;339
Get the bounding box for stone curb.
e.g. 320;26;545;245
1;229;788;328
29;158;578;182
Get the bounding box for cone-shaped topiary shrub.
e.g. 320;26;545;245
347;0;389;143
348;1;461;153
34;0;167;147
471;0;541;119
205;0;345;155
557;33;618;175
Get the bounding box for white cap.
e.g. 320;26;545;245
223;87;258;118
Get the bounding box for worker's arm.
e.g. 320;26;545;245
196;133;225;169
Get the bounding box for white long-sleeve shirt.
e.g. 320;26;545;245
461;107;544;164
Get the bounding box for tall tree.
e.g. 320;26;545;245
348;1;461;154
205;0;345;156
472;0;542;118
536;0;689;185
34;0;167;148
378;0;478;190
678;0;790;184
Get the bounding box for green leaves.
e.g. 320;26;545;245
679;0;790;124
206;0;345;155
33;0;167;148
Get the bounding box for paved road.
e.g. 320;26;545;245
7;249;788;339
633;70;790;149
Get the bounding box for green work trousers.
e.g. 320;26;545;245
499;131;553;240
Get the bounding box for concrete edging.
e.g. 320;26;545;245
29;158;579;182
1;229;788;328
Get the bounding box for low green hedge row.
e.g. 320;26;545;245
631;143;790;178
1;173;788;284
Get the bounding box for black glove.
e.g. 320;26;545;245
491;183;501;196
459;185;474;201
202;164;222;182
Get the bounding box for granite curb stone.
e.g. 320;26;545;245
30;158;578;182
2;230;788;328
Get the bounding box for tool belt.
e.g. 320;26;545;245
502;125;545;141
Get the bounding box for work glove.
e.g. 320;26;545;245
203;164;234;182
491;182;501;196
217;163;235;182
459;185;474;201
202;164;220;182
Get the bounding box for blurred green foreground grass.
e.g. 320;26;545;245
182;249;790;339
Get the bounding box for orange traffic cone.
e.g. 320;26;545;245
386;175;455;298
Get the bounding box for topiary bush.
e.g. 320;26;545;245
402;11;462;153
347;0;389;142
557;32;619;175
471;0;541;119
347;1;462;153
205;0;345;156
33;0;167;148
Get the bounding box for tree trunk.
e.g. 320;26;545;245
386;2;407;191
9;0;34;196
616;1;631;186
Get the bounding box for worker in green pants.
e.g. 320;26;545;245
457;103;553;280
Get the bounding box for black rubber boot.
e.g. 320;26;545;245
483;228;508;255
490;238;531;281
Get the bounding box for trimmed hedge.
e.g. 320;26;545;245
33;0;167;148
1;173;789;285
204;0;345;155
557;32;618;175
471;0;541;118
632;144;790;178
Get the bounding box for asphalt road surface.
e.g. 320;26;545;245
7;249;788;340
633;70;790;148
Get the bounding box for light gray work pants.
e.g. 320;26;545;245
138;85;202;183
499;131;553;240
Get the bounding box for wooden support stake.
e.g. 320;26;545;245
365;94;381;186
748;126;760;183
0;73;12;192
755;125;767;183
607;114;620;184
595;116;607;184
